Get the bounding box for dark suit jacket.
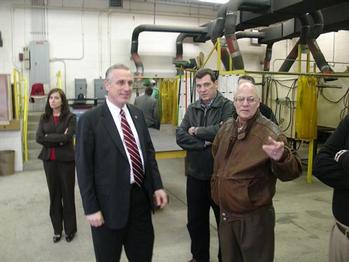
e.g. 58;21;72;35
75;103;163;229
36;112;76;161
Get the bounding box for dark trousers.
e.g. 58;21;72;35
43;160;77;235
91;185;154;262
219;205;275;262
187;176;221;262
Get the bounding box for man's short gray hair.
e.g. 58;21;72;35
105;64;130;80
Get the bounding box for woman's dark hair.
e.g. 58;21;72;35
43;88;70;120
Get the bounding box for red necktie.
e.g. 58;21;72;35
120;109;144;187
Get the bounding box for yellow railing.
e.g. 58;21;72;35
12;69;29;162
22;76;29;162
56;70;63;90
12;69;21;119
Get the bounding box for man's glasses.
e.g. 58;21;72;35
234;96;258;104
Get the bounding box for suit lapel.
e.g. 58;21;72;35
100;104;128;161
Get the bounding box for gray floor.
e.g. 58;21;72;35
0;158;333;262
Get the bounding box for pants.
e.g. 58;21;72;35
187;176;221;262
91;185;154;262
329;220;349;262
43;160;77;235
219;205;275;262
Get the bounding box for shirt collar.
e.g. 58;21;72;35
106;98;128;116
200;94;217;109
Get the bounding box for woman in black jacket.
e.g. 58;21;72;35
36;88;77;243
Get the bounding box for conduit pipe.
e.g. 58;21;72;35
224;7;244;70
279;13;310;72
175;32;208;61
131;24;208;76
307;11;335;77
263;43;273;71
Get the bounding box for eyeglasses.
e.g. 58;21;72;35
234;96;258;104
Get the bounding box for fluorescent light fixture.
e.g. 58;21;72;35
198;0;229;4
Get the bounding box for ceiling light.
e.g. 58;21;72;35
198;0;229;4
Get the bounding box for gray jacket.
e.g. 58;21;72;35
134;94;160;129
176;92;234;180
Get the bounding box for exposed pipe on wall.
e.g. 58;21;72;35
263;43;273;72
131;24;208;76
175;32;207;61
298;14;311;46
306;10;335;78
278;13;311;72
224;8;244;70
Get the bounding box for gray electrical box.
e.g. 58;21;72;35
94;79;106;101
75;78;87;99
29;40;50;90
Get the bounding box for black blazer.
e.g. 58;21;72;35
75;103;163;229
36;112;76;161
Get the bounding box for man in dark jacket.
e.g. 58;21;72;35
176;68;234;262
313;115;349;262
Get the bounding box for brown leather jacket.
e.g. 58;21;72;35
211;112;301;215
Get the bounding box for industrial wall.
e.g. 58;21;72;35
0;0;348;127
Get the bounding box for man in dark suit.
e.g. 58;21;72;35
76;64;168;262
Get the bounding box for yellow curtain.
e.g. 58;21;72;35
295;76;317;140
159;79;178;125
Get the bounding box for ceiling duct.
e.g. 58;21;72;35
31;0;45;6
109;0;123;8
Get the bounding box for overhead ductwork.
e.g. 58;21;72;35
131;24;208;76
130;0;347;77
263;43;273;71
279;10;334;78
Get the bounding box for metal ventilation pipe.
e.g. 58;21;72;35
279;13;311;72
131;24;208;76
263;43;273;71
224;8;244;70
307;10;335;78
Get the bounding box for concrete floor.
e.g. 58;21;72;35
0;158;333;262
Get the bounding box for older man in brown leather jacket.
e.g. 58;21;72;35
211;77;302;262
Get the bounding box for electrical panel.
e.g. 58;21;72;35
29;41;50;88
75;78;87;99
23;47;30;70
94;79;106;100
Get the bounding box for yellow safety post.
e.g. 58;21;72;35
306;48;313;184
295;44;317;183
306;49;311;73
22;77;29;162
297;44;302;73
56;70;63;89
12;69;20;119
307;140;314;184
